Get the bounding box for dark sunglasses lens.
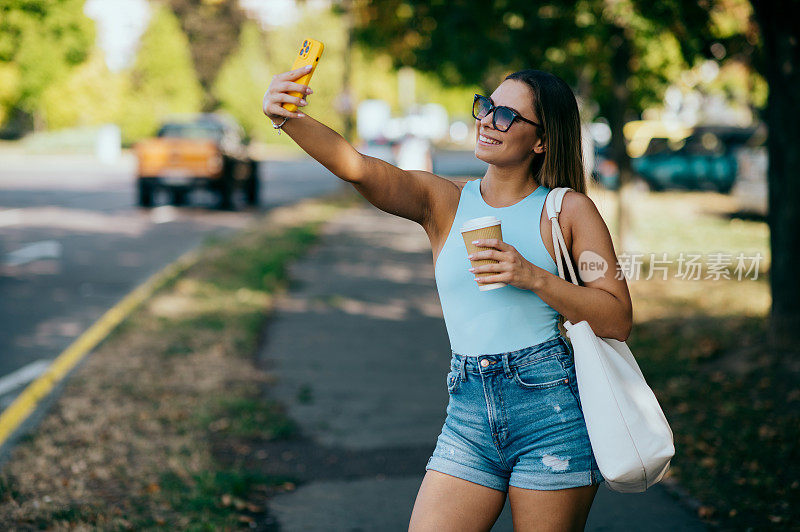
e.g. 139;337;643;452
494;107;514;131
473;96;491;119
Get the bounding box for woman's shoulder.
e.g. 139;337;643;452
559;189;602;235
560;189;596;216
452;178;474;192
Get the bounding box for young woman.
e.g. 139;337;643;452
263;67;633;531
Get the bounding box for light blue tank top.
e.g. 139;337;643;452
434;178;560;356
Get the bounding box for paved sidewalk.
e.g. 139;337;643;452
256;197;708;531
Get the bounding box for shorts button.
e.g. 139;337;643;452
480;359;489;367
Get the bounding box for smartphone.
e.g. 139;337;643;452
282;38;324;113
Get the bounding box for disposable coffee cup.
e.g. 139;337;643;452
461;216;506;291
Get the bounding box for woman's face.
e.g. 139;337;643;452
474;79;545;167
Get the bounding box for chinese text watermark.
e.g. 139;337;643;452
577;251;765;282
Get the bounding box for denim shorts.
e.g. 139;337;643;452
425;335;604;492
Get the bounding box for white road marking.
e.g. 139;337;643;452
0;360;50;396
150;205;178;224
1;240;63;267
0;209;22;227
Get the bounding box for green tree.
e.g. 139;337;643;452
701;0;766;116
214;3;374;147
351;0;714;251
39;48;127;129
118;1;203;143
257;2;482;146
349;45;481;119
212;20;272;141
230;2;484;146
0;0;95;134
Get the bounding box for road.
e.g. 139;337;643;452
0;152;347;412
0;148;487;413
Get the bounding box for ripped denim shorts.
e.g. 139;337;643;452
425;334;604;491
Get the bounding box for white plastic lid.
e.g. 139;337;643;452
460;215;501;233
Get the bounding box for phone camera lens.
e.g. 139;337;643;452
303;40;308;46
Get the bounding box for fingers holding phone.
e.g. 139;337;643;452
263;66;314;120
263;38;324;121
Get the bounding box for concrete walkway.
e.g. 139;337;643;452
256;196;708;531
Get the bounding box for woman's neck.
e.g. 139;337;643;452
481;167;539;204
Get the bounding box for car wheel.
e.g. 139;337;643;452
170;187;189;206
217;159;235;211
137;178;154;207
245;160;260;206
646;179;664;192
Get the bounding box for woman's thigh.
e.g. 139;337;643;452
408;470;507;532
508;483;600;532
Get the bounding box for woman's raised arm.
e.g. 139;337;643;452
262;66;447;230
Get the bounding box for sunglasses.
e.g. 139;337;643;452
472;94;542;132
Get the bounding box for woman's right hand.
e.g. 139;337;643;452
262;65;314;121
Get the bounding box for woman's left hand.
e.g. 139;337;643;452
467;239;538;290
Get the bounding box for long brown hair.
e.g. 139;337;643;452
504;69;586;194
505;70;586;337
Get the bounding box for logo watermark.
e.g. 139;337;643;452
576;251;765;282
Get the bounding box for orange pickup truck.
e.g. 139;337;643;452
134;113;259;209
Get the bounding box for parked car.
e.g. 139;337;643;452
632;125;761;193
590;144;621;191
134;113;259;209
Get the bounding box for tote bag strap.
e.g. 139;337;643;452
544;187;580;287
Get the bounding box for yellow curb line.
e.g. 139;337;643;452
0;246;203;448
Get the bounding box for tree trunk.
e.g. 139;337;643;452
341;0;355;143
607;26;635;255
33;109;46;132
751;3;800;349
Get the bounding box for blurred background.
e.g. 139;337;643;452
0;0;796;528
0;0;771;201
0;0;773;221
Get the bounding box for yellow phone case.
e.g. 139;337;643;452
283;38;324;113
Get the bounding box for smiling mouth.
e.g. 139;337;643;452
478;133;502;145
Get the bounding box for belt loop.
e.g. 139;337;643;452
501;353;512;378
460;356;467;381
561;334;573;356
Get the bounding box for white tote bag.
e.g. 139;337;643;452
544;186;675;493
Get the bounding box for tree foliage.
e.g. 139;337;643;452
350;0;721;254
352;0;716;121
218;2;484;145
212;20;272;141
0;0;95;132
119;1;204;142
39;47;127;130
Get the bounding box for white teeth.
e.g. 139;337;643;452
479;134;501;145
